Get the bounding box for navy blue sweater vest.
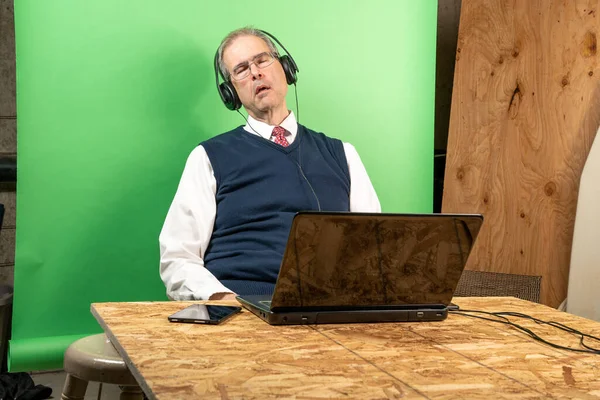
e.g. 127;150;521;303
201;124;350;296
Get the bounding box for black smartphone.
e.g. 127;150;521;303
168;304;241;325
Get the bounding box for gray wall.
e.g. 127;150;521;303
0;0;463;285
0;0;16;286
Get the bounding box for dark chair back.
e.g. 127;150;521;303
454;270;542;303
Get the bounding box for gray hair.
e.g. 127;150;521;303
217;27;279;81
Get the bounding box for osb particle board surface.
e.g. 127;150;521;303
91;297;600;399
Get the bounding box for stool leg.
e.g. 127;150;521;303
61;374;89;400
119;385;144;400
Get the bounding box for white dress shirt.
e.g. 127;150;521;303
159;112;381;300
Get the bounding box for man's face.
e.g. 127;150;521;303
222;35;288;120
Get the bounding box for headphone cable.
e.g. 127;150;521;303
293;83;300;123
236;111;321;212
236;110;260;136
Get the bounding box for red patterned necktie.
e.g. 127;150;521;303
271;126;289;147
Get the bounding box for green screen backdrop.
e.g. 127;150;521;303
11;0;437;371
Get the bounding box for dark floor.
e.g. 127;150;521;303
31;370;122;399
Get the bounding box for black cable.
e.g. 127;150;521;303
293;83;300;123
450;309;600;355
496;311;600;353
237;110;252;131
295;162;321;211
294;123;320;211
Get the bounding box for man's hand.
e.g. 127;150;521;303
208;292;238;301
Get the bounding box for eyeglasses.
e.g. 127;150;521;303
230;52;276;81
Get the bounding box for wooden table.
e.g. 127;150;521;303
91;297;600;399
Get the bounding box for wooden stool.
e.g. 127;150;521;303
61;334;143;400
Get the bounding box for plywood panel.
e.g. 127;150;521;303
443;0;600;307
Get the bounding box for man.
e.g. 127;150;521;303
159;27;380;301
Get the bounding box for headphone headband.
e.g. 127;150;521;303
258;30;299;75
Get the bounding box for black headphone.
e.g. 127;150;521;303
214;30;299;111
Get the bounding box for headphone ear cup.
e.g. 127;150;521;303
218;82;241;111
279;55;297;85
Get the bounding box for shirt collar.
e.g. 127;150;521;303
243;111;298;141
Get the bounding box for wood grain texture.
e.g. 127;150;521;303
442;0;600;307
91;298;600;399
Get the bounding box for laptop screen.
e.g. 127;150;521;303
271;212;483;309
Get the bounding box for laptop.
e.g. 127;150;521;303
236;212;483;325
